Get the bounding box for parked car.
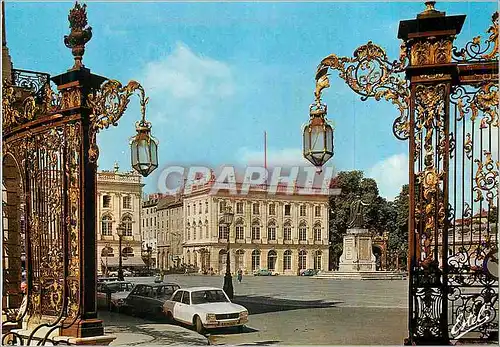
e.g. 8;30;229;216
124;282;180;317
97;276;120;284
300;269;319;276
97;281;134;311
253;269;276;276
163;287;248;334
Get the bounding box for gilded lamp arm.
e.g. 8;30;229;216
87;79;150;163
313;41;410;140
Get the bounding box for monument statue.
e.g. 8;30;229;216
347;198;369;228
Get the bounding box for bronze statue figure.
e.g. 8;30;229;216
347;198;369;228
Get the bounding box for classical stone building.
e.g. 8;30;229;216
97;164;144;275
183;182;332;275
157;196;184;270
141;194;162;268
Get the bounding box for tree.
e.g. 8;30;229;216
389;184;410;270
328;171;397;270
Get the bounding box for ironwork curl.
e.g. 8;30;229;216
453;12;499;62
87;79;149;163
314;41;410;140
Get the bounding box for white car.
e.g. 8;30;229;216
163;287;248;333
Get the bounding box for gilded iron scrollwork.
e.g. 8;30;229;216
2;83;37;133
414;84;447;269
474;151;499;208
314;41;410;140
87;79;149;163
453;12;499;62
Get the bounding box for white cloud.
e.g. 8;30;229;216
139;43;235;125
368;153;408;201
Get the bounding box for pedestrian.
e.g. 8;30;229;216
17;282;28;321
237;269;243;283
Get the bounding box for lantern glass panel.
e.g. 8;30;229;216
150;139;158;167
131;141;139;167
303;126;311;153
326;125;333;153
138;138;150;165
311;125;325;152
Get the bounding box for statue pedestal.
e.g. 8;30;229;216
338;228;376;272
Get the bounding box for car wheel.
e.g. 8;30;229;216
194;315;205;334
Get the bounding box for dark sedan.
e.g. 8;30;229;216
124;282;180;318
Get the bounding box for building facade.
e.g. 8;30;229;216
141;194;162;268
97;164;144;275
182;183;331;275
157;197;184;270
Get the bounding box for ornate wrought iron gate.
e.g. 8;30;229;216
2;3;153;345
312;2;498;344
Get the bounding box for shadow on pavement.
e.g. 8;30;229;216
206;325;258;336
232;295;339;315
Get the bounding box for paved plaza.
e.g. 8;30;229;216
102;275;408;345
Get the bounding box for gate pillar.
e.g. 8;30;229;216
51;67;107;338
398;4;466;344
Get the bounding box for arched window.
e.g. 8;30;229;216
122;247;134;258
235;219;244;240
314;223;322;241
101;215;112;236
219;249;227;273
283;250;292;270
299;222;307;241
205;219;209;239
186;250;191;264
101;246;114;257
251;220;260;240
219;219;228;239
252;250;260;271
267;250;277;271
298;250;307;270
314;250;322;270
283;222;292;241
193;221;197;240
267;220;276;240
122;215;133;236
186;222;190;240
235;249;244;271
219;201;226;213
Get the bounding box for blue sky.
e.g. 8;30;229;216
5;1;497;199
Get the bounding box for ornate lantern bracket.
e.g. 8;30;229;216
86;79;156;172
312;40;410;141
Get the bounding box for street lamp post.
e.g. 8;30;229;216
116;223;125;281
222;206;235;299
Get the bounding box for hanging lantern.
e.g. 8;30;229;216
303;103;334;169
130;119;158;177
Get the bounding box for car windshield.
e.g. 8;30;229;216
191;290;229;304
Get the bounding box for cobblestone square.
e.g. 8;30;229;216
108;275;408;345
